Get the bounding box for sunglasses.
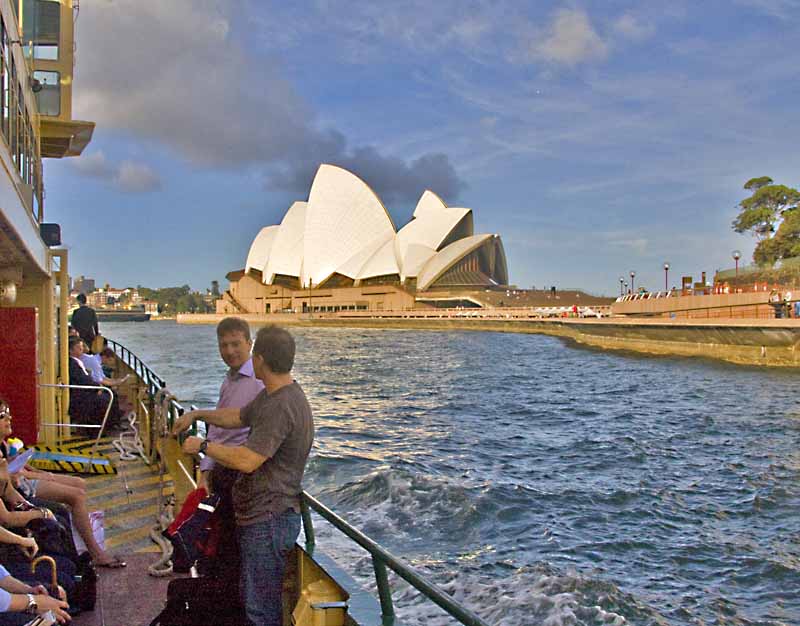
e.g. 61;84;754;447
0;409;11;421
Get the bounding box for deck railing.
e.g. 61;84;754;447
300;492;489;626
106;338;187;436
107;338;488;626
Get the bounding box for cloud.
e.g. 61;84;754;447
267;142;465;203
116;161;162;193
71;150;115;179
734;0;800;19
613;14;655;41
532;9;608;66
71;151;162;193
71;0;464;203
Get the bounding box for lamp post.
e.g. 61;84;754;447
624;281;628;294
619;276;624;296
630;270;636;294
732;250;741;278
663;262;670;292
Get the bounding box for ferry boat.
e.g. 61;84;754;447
0;2;488;624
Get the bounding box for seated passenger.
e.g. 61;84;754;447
79;344;128;388
0;399;125;569
68;337;120;426
0;562;70;625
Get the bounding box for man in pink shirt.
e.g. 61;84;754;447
199;317;263;572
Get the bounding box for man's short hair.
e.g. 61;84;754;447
100;347;115;358
216;317;251;342
68;336;83;351
76;293;87;304
253;325;295;374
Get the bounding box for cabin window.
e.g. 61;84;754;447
0;17;7;142
33;70;59;116
21;0;60;60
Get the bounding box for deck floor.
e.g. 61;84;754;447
56;436;180;626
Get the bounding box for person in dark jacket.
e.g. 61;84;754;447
67;338;119;426
70;294;98;351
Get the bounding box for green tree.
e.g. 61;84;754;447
733;176;800;265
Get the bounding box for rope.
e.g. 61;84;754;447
111;411;147;462
147;495;174;577
148;388;177;577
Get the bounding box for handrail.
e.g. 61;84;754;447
38;383;114;454
300;491;489;626
106;339;187;440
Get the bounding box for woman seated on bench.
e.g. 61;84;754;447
0;398;124;568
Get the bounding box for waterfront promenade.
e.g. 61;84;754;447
176;310;800;367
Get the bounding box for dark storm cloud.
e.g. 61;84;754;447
265;130;465;203
71;0;464;202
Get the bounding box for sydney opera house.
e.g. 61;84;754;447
217;164;508;315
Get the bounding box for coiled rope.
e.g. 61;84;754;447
111;407;147;462
148;388;177;577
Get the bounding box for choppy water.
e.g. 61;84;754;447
103;321;800;626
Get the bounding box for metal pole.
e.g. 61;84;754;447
373;558;395;619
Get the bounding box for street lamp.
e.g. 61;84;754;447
619;276;624;296
732;250;741;278
624;281;628;294
630;270;636;294
663;262;670;292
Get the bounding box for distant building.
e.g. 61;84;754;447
73;275;95;294
219;164;508;314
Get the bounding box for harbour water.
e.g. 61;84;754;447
104;321;800;626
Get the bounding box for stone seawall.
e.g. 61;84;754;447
177;314;800;367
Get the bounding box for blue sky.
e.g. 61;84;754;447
43;0;800;295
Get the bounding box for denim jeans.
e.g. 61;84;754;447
238;510;301;626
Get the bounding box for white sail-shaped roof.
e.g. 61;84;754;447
417;234;493;291
245;225;280;274
336;233;393;279
262;201;307;283
302;164;396;287
401;243;437;279
356;237;400;280
395;207;472;270
239;164;508;293
413;190;448;218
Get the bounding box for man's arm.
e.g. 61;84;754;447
182;437;266;474
171;407;243;436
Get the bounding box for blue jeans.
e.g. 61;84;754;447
238;510;301;626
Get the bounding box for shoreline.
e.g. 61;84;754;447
176;313;800;368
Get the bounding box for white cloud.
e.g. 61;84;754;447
532;9;608;66
71;151;162;193
613;14;655;41
71;150;115;179
71;0;464;202
734;0;800;20
116;161;162;193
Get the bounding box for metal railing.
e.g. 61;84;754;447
106;339;188;455
300;491;489;626
39;383;114;454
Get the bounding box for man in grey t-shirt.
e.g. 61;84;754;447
174;325;314;626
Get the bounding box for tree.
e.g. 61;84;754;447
733;176;800;265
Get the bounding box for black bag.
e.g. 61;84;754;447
26;517;79;561
72;552;97;612
149;577;250;626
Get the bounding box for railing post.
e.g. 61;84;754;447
300;497;315;552
372;557;394;620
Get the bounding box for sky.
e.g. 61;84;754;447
42;0;800;296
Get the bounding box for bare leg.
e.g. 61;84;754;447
32;480;112;564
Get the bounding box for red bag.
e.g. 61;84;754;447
164;487;221;572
